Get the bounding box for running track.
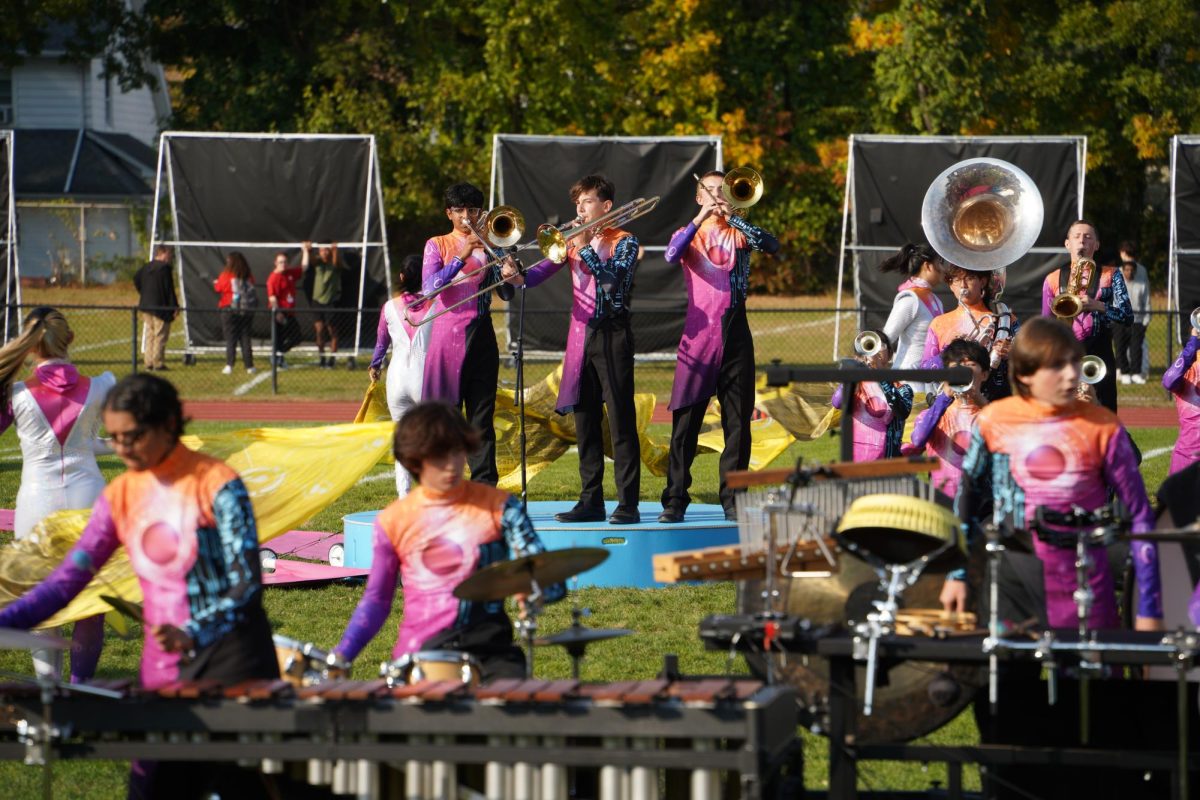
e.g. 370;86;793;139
185;401;1178;428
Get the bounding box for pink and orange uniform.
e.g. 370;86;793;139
920;303;1019;400
421;232;494;404
956;397;1158;627
902;392;982;498
0;445;271;689
336;481;564;662
1162;335;1200;473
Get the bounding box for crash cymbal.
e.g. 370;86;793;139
534;626;633;647
0;628;68;651
453;547;609;602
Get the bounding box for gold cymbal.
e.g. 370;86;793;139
453;547;609;602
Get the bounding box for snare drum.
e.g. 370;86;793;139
273;634;334;687
380;650;482;687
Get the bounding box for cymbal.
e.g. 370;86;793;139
534;626;633;648
453;547;609;602
1129;530;1200;544
0;628;68;651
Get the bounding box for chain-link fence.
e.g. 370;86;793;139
19;303;1185;407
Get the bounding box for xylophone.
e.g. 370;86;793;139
0;677;799;800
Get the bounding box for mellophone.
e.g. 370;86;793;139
0;675;799;800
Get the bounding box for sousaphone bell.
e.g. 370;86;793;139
921;158;1044;271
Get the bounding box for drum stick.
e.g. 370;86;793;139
70;550;143;623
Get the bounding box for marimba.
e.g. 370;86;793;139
0;677;800;800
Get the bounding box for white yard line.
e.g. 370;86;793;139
756;314;842;336
1141;446;1173;461
354;471;396;487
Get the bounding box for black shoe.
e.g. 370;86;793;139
723;507;737;522
554;505;606;523
609;507;641;525
657;507;685;524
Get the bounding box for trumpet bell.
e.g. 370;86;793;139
1080;355;1106;385
921;157;1044;271
721;167;763;210
854;331;883;358
1190;307;1200;332
483;205;525;248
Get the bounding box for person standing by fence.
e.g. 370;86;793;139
1114;243;1150;384
212;252;257;375
133;245;178;371
266;251;304;369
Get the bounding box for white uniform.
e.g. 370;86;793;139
12;371;116;539
380;298;430;496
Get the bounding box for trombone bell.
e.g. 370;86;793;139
482;206;525;248
1080;355;1106;385
1190;307;1200;332
921;157;1044;271
722;167;763;210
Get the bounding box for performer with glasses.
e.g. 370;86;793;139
0;373;279;797
656;170;779;523
502;174;643;524
921;266;1019;401
421;182;513;486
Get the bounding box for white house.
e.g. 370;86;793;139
5;21;171;281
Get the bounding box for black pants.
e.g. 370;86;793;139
221;310;254;368
130;603;281;799
575;319;641;510
1084;325;1118;412
271;311;302;355
662;309;755;514
1112;321;1145;374
460;318;500;485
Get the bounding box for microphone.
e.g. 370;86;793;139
70;550;142;623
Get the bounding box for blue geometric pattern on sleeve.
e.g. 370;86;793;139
185;478;262;649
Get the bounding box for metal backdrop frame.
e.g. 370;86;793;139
833;134;1087;360
0;130;19;343
489;133;723;357
149;132;392;356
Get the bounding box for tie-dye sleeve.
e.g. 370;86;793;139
1102;427;1161;618
500;496;565;604
183;479;266;649
1162;336;1200;392
949;427;993;581
726;215;780;255
0;495;120;629
369;307;391;370
883;382;914;421
1104;268;1133;326
336;523;400;661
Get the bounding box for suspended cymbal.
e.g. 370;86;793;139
453;547;609;602
0;628;68;651
534;626;633;648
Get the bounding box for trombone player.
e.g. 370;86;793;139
658;169;778;523
1040;220;1132;412
420;182;514;485
501;174;643;524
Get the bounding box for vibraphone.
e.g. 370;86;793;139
701;614;1200;800
0;676;800;800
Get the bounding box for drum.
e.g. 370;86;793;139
273;635;334;687
738;494;982;744
380;650;482;688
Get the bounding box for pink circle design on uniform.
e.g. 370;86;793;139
951;429;972;456
706;244;732;267
1024;444;1067;481
141;522;181;565
421;538;465;577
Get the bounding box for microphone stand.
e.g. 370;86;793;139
516;280;529;509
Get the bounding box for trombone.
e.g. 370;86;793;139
403;206;526;324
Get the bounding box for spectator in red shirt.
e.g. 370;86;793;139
212;252;258;375
266;251;304;369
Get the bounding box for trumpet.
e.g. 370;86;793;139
403;206;526;324
854;330;884;358
535;196;660;265
1051;258;1095;321
1080;355;1106;385
1190;307;1200;332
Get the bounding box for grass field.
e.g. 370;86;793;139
0;415;1182;797
16;284;1186;405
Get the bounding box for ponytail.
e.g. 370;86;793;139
0;307;72;402
879;243;940;277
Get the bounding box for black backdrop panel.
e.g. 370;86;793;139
1175;143;1200;339
495;136;720;353
852;138;1081;329
165;136;388;349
